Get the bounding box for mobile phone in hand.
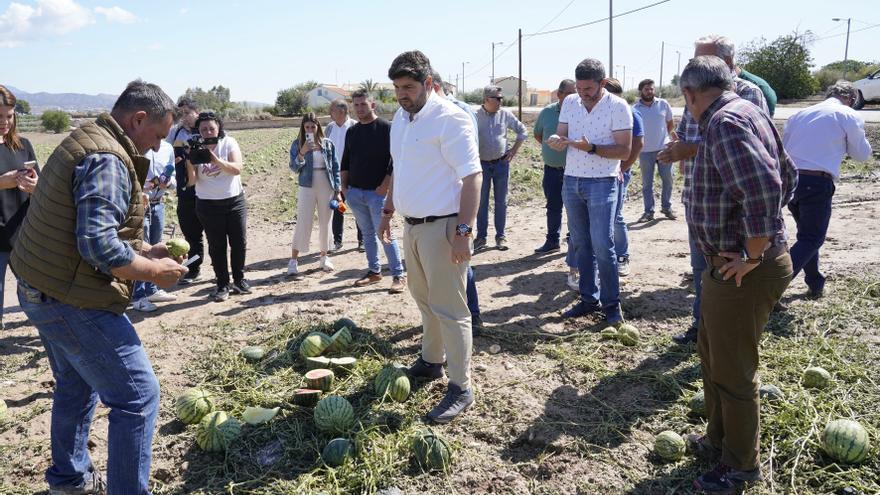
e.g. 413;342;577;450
306;132;315;145
22;160;37;170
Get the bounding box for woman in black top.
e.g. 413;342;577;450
0;86;39;329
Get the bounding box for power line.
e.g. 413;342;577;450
814;22;880;41
524;0;577;40
524;0;671;37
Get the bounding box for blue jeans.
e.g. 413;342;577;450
476;159;510;240
17;282;159;494
346;187;405;277
639;150;673;214
788;174;834;293
687;210;706;328
466;266;480;316
563;175;622;322
0;251;10;321
541;165;565;243
133;203;165;300
614;171;632;261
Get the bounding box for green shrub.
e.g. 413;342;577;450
739;32;818;99
41;110;71;133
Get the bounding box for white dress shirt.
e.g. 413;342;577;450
390;91;481;218
559;91;633;178
783;98;872;179
325;117;357;163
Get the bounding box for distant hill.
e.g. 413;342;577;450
6;86;118;114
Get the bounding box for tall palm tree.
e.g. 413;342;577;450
359;79;377;95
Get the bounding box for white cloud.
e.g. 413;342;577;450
95;5;136;24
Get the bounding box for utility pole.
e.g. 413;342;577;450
609;0;614;77
616;65;626;88
659;41;665;97
492;41;505;83
462;61;470;96
832;17;852;78
676;51;681;82
518;28;523;120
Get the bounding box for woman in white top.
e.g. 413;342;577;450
186;111;250;302
287;113;342;276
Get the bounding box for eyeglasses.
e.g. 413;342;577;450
198;111;216;119
488;96;503;101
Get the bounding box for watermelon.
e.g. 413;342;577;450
388;373;411;402
300;332;331;358
242;406;280;425
306;369;335;392
325;326;353;354
617;323;640;346
329;357;357;374
314;395;355;435
599;327;618;340
195;411;241;452
306;356;332;370
322;438;354;467
375;366;409;400
166;238;190;257
759;384;785;402
802;366;832;389
292;388;322;407
175;388;214;425
0;399;7;421
689;391;706;417
240;346;265;362
334;317;357;331
654;430;686;461
822;419;870;464
412;428;452;472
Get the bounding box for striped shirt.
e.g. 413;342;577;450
73;154;136;275
685;92;797;255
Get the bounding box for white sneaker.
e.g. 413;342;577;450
147;289;176;303
132;298;158;312
618;259;631;277
287;259;299;275
319;256;334;272
567;273;579;292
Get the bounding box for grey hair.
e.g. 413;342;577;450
330;98;349;113
826;80;858;101
575;58;606;82
112;80;174;120
557;79;575;92
695;34;736;60
431;70;443;86
679;55;734;92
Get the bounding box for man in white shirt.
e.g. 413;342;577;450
325;99;362;252
548;58;632;323
379;50;482;423
632;79;675;221
783;80;872;298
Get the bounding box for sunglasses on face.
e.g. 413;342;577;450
488;96;503;101
198;111;216;119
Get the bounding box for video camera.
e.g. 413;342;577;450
187;135;219;165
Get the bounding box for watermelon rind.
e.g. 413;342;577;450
325;327;353;354
654;430;686;461
822;419;870;464
412;428;452;472
240;346;266;362
617;324;640;346
306;369;335;392
689;391;706;417
388;373;411;402
175;388;214;425
329;357;357;374
374;366;408;400
314;395;355;435
333;317;357;331
322;438;354;467
196;411;241;452
802;367;832;389
300;332;331;358
292;388;322;407
306;356;332;370
242;406;280;425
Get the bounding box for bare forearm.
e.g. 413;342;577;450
622;138;644;171
745;237;770;260
457;172;481;226
111;255;162;282
596;143;631;160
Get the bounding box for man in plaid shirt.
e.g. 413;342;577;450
677;56;795;494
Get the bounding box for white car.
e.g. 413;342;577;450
853;68;880;109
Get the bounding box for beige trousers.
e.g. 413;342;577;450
402;216;472;390
292;171;334;254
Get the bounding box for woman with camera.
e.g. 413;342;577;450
0;86;39;329
287;113;342;276
185;111;250;302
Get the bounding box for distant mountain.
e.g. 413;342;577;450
6;86;118;114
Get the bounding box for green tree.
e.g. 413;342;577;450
274;81;319;116
359;79;377;96
14;99;31;115
813;60;879;90
738;31;818;99
181;85;233;112
41;110;71;133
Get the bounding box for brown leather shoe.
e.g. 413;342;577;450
354;271;382;287
389;276;407;294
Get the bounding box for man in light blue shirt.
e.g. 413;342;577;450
632;79;675;221
474;85;527;251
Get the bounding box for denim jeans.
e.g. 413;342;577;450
476;159;510;240
0;250;10;321
686;207;706;328
466;266;480;316
563;175;622;322
639;150;674;214
133;203;165;300
541;165;565;243
346;187;405;277
17;282;159;494
614;171;632;261
788;174;835;293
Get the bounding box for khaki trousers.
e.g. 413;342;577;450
698;252;793;471
292;171;334;254
403;217;472;390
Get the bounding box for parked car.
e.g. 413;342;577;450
853;68;880;109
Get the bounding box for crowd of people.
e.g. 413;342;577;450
0;29;874;494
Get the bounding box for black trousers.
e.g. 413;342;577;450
176;195;204;274
332;192;363;244
196;193;247;287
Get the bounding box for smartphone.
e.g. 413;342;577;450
22;160;37;169
306;132;315;145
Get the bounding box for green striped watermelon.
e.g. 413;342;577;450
325;326;353;354
654;430;685;461
292;388;322;407
300;332;331;358
322;438;354;467
374;366;409;402
314;395;355;435
240;346;265;362
803;367;832;389
305;356;332;370
689;391;706;417
196;411;241;452
822;419;870;464
334;317;357;331
175;388;214;425
412;428;452;472
305;369;335;392
617;323;640;346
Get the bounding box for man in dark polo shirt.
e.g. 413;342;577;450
342;89;406;293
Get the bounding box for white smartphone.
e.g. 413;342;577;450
306;132;315;145
22;160;37;169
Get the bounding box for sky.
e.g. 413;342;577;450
1;0;878;103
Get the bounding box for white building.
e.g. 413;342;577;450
306;85;351;108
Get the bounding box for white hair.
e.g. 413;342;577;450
695;34;735;60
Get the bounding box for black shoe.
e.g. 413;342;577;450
357;240;365;253
534;241;560;254
693;462;762;493
807;287;824;300
179;270;200;285
774;300;788;313
561;301;602;319
673;325;699;344
638;212;654;222
49;466;106;495
471;314;484;337
212;285;230;302
231;280;252;295
408;356;445;381
473;237;487;251
426;383;474;424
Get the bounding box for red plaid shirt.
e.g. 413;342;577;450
685;92;797;255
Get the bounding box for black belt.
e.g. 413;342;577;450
483;156;506;164
798;169;833;180
404;213;457;225
705;242;788;268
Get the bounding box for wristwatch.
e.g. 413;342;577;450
744;254;763;265
455;223;473;237
587;143;598;154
